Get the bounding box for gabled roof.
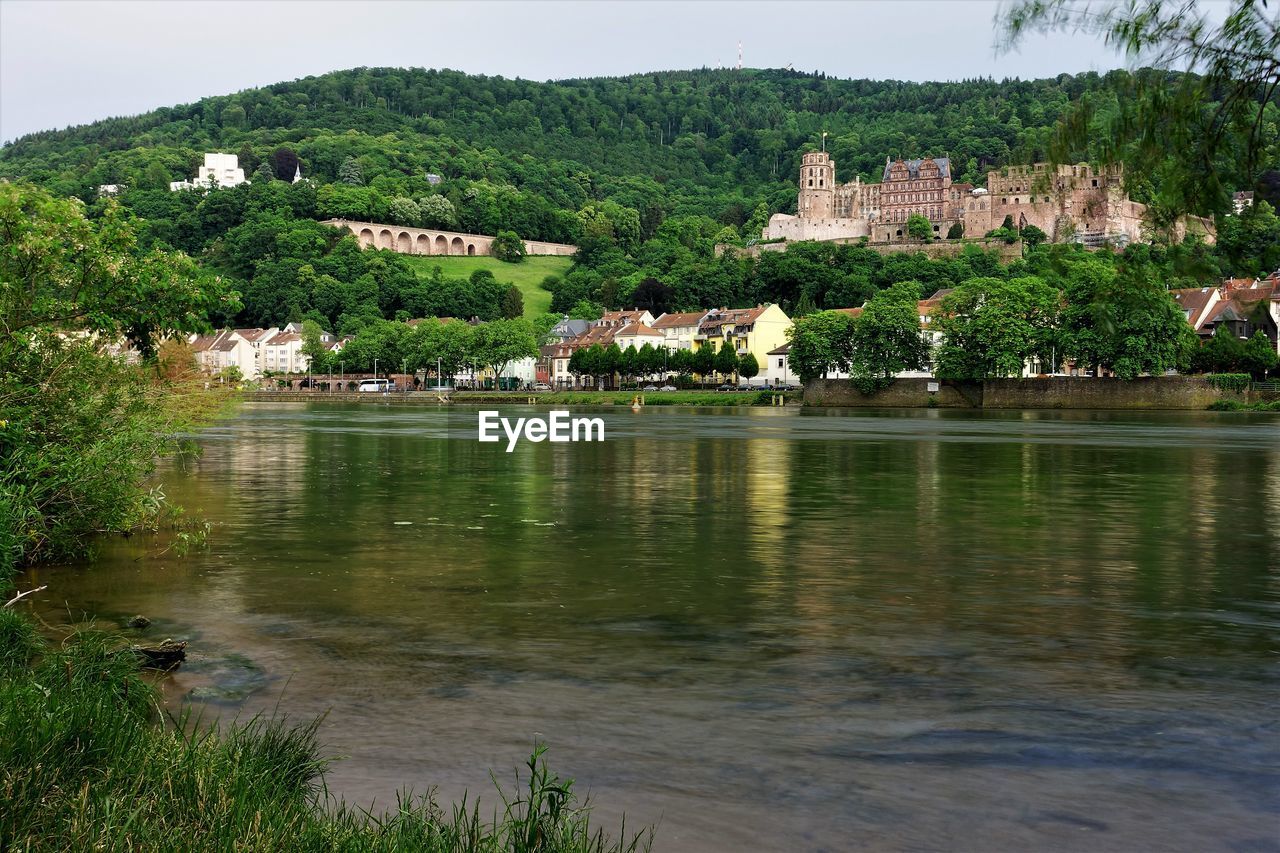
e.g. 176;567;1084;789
616;322;663;338
1170;287;1219;327
234;328;273;342
699;305;771;333
883;157;951;182
265;332;301;346
652;311;708;329
767;342;791;356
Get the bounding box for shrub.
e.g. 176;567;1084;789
1204;373;1251;393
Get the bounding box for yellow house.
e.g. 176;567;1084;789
693;304;793;372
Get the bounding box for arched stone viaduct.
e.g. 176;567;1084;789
321;219;577;258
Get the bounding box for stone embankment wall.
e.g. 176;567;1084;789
805;377;1249;410
718;238;1023;262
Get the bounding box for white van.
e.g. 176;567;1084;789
357;379;391;393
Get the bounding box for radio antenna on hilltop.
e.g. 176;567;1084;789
737;41;743;71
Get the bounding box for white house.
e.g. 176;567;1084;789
190;330;259;379
170;153;248;191
614;321;665;352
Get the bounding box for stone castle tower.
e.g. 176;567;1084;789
798;151;836;219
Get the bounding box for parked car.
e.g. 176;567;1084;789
642;384;658;391
357;379;391;392
532;382;553;392
659;385;677;392
717;384;734;392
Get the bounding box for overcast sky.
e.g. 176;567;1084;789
0;0;1132;144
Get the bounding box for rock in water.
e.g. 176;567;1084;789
132;639;187;671
126;615;151;629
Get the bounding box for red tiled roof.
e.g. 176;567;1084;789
699;305;769;333
616;322;663;337
652;311;707;329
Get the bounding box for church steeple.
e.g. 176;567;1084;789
292;164;303;184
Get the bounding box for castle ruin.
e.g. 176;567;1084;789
765;152;1207;248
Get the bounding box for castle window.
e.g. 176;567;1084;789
808;179;813;187
1092;179;1098;187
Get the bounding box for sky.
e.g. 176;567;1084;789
0;0;1131;143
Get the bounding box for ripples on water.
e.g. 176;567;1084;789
27;404;1280;852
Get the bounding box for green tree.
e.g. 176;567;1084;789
0;183;233;570
300;319;332;373
849;281;932;389
418;195;456;229
1020;224;1048;248
693;342;717;382
785;310;856;382
0;184;231;357
490;231;526;263
252;161;275;184
1193;325;1246;373
568;300;602;321
500;286;524;319
338;156;363;186
715;341;740;382
999;0;1280;217
141;161;172;191
600;343;623;389
906;213;933;242
934;276;1061;379
472;318;537;379
387;196;421;226
737;351;760;383
1059;258;1194;378
946;222;965;240
1240;330;1278;378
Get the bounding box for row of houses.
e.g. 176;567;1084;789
538;304;796;388
1171;274;1280;351
189;323;341;380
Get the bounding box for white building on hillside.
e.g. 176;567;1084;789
170;153;248;191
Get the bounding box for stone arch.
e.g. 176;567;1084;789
358;228;375;248
416;233;432;255
435;235;448;254
450;236;464;255
466;243;476;256
377;229;394;249
396;232;412;253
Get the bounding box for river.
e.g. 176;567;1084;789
24;403;1280;851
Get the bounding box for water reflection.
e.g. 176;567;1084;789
23;404;1280;852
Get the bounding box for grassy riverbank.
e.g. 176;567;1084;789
0;608;646;851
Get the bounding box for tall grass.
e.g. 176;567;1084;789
0;618;650;852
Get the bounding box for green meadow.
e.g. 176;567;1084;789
402;255;572;318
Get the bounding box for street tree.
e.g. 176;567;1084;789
933;276;1062;379
785;310;856;381
1059;258;1194;378
849;281;932;391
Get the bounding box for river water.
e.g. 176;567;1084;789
24;404;1280;851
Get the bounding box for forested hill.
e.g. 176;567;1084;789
0;65;1197;221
